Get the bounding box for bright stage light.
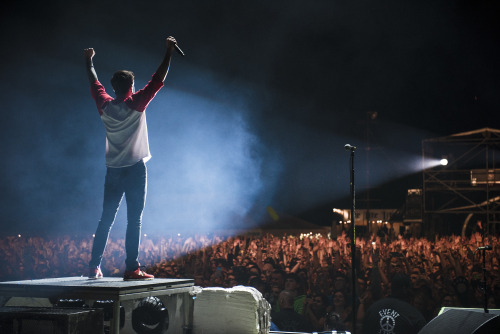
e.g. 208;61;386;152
421;157;450;170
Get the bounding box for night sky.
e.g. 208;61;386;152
1;0;499;235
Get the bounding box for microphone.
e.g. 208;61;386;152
344;144;356;151
477;245;492;251
175;44;185;56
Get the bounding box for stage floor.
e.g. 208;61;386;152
0;276;194;300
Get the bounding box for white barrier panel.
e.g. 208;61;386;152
192;286;270;334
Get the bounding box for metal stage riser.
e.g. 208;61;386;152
0;277;195;334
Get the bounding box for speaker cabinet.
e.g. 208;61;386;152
418;308;500;334
0;307;104;334
118;290;193;334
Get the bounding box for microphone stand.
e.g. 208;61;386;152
345;144;357;333
480;247;489;313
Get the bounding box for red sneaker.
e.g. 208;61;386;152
88;266;103;279
123;268;154;281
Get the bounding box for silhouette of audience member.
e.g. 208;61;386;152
324;311;347;332
362;273;427;334
284;273;307;314
304;292;330;331
271;290;313;332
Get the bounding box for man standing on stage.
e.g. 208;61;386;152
84;36;178;280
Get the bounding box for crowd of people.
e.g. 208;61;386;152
0;230;499;332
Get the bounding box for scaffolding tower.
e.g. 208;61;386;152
422;128;500;236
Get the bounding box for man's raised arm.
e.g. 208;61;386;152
84;48;98;83
153;36;177;82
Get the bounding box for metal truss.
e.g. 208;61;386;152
422;128;500;232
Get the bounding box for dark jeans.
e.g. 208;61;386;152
89;160;147;272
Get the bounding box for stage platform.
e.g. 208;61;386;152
0;277;195;334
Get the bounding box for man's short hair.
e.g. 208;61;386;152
285;272;300;283
111;70;134;94
391;273;412;299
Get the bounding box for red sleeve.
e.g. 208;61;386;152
126;76;164;113
90;80;113;115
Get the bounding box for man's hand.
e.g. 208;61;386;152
84;48;98;82
166;36;177;52
154;36;178;82
84;48;95;60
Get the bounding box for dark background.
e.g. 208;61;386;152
1;0;499;235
